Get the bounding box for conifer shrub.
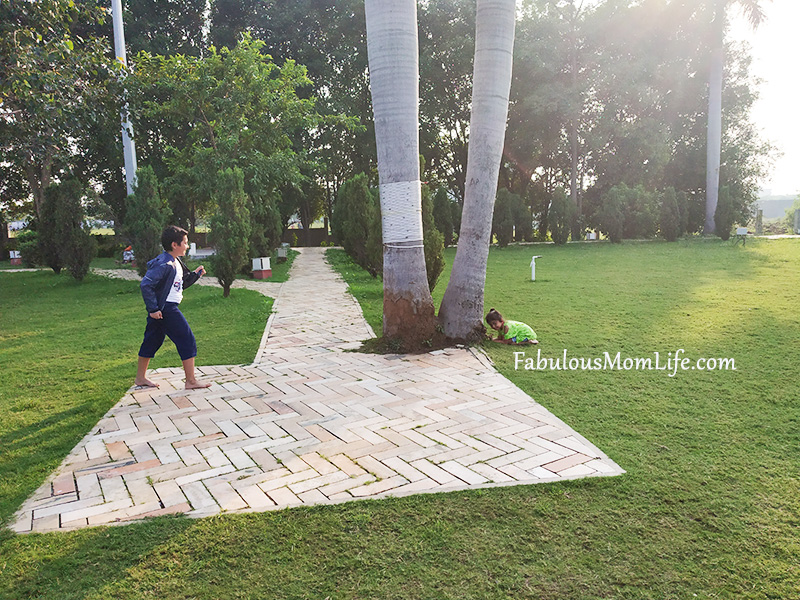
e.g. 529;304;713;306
659;187;681;242
597;186;626;243
492;189;516;247
331;173;381;276
17;229;41;267
549;187;576;245
714;186;735;241
38;185;65;274
209;168;252;297
422;185;445;291
432;187;455;247
57;179;97;281
124;166;171;276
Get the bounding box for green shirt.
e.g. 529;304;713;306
504;320;536;341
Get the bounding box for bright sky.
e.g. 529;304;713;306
730;1;800;196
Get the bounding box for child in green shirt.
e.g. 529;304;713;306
486;307;538;345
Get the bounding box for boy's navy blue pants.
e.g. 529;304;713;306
138;302;197;361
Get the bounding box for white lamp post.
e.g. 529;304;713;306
111;0;138;196
530;255;542;281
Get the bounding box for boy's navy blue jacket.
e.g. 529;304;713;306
140;252;200;313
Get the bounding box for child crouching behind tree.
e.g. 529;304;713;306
134;225;211;390
486;307;538;345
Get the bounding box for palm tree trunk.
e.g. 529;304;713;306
364;0;436;343
439;0;516;341
705;11;725;234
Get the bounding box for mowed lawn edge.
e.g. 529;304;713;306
0;240;797;600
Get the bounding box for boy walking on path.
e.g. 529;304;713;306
134;226;211;390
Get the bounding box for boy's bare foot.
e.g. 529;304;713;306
134;378;159;388
185;380;211;390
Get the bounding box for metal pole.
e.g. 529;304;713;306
111;0;138;196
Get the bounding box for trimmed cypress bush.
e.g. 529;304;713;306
597;186;625;243
660;187;681;242
432;187;455;247
124;166;171;276
38;185;65;273
549;187;576;245
422;184;445;291
209;168;252;297
714;186;736;241
331;173;381;276
492;189;516;247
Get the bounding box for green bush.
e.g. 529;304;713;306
248;192;282;261
492;189;516;247
36;179;98;279
432;187;455;247
714;186;735;241
331;173;382;276
124;166;171;276
92;235;124;258
422;185;445;291
17;229;41;267
58;180;97;280
659;187;681;242
549;187;576;245
209;168;252;297
596;186;626;243
38;185;65;274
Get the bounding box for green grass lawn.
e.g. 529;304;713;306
1;240;799;599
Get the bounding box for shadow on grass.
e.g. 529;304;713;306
0;515;194;600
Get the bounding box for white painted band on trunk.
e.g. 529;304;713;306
380;180;424;244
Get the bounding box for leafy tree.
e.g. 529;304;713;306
660;187;681;242
128;35;342;234
209;169;252;298
549;187;576;246
123;167;171;277
211;0;374;200
0;0;118;219
418;0;476;204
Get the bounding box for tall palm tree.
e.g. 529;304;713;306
705;0;767;234
364;0;436;342
438;0;516;340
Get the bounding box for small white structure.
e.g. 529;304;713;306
189;242;197;257
252;257;272;279
9;250;21;265
734;227;749;246
530;255;543;281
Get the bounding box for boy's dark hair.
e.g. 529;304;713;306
161;225;188;252
486;307;503;324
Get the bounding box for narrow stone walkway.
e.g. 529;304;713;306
10;248;623;533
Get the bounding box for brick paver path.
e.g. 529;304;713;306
10;248;623;533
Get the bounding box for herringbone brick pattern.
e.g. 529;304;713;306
10;249;623;533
